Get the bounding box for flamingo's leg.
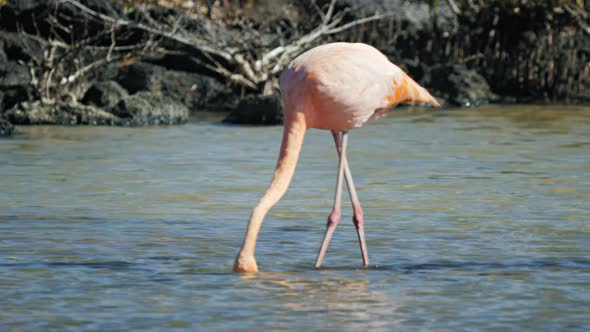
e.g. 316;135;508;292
315;131;345;268
332;132;369;267
341;154;369;268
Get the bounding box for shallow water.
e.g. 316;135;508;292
1;105;589;331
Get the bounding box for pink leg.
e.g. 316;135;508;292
315;131;345;268
315;131;369;268
343;159;369;268
337;133;369;267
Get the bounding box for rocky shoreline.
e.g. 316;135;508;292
1;0;589;136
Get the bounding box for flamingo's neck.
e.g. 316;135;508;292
239;112;307;256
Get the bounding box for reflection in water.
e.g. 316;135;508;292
0;106;589;330
238;271;402;329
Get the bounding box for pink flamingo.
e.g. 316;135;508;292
234;42;439;273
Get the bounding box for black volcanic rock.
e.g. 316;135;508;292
223;94;284;125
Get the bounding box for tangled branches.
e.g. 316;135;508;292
14;0;167;101
64;0;391;95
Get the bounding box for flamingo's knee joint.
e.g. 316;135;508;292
353;208;364;228
327;209;341;227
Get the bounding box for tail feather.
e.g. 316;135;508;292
399;73;440;108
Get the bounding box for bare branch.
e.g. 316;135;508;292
324;0;337;25
447;0;462;15
59;56;118;86
61;0;232;61
324;12;392;35
311;0;326;22
107;25;116;61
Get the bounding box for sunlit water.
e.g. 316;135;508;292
1;105;589;331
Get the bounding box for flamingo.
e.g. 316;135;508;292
233;42;439;273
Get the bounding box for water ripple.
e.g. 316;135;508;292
1;107;589;331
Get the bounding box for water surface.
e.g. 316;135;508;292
1;105;589;331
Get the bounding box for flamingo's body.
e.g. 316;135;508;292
234;42;439;273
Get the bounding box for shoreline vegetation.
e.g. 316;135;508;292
1;0;589;136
